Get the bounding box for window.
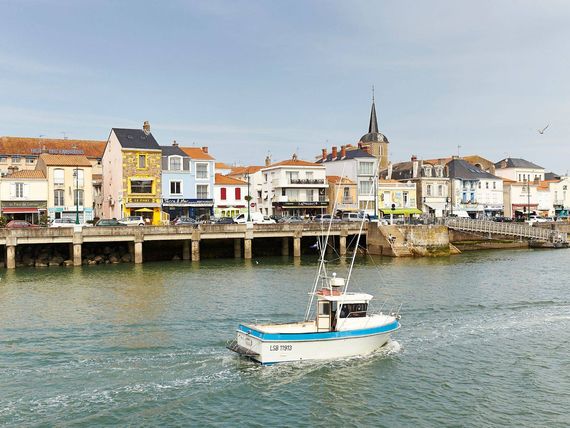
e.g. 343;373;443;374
26;157;35;164
235;187;241;200
359;162;374;175
170;181;182;195
196;163;208;179
74;189;84;207
286;171;299;183
339;303;368;318
0;157;6;163
221;187;227;200
403;191;408;205
12;156;21;164
131;180;153;193
282;188;286;196
359;180;372;195
438;185;443;196
307;189;314;201
478;182;481;189
343;187;350;201
54;189;64;206
54;168;64;185
318;301;330;316
485;182;489;189
426;184;432;196
169;156;182;171
15;182;24;198
197;184;208;199
138;154;146;169
74;169;84;187
493;182;496;189
306;172;314;180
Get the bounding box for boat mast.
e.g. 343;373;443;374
343;158;379;294
304;163;346;321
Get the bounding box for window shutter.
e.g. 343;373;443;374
235;187;241;200
10;183;15;197
221;188;226;200
24;183;29;198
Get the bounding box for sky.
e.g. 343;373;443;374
1;0;569;173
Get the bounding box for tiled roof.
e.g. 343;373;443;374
266;158;321;168
180;147;215;160
3;170;45;179
112;128;161;150
39;154;92;167
160;145;188;157
216;162;233;169
317;148;375;163
228;165;263;176
0;136;105;158
327;175;355;185
215;173;247;185
495;158;543;169
448;159;499;180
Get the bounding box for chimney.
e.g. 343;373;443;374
265;155;271;166
143;121;151;135
202;146;208;153
340;145;346;158
411;155;417;162
172;140;178;147
292;153;298;161
332;146;338;158
321;148;327;160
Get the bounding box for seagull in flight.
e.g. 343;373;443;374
538;124;550;134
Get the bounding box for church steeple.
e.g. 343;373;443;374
368;86;379;133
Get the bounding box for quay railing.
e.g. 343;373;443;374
445;218;568;243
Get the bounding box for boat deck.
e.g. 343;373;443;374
243;320;318;334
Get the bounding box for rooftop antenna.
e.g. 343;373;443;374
61;132;68;140
457;145;462;157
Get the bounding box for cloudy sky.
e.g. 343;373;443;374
1;0;569;172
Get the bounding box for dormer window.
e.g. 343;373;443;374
423;166;433;177
169;156;182;171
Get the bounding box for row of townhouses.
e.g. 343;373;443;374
0;101;569;224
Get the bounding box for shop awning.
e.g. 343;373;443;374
380;208;422;215
125;203;161;208
2;207;39;214
425;202;446;211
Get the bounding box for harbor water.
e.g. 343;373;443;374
1;249;569;427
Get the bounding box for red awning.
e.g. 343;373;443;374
2;208;39;214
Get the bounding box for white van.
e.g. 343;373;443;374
233;212;276;224
342;212;368;222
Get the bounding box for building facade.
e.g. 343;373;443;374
214;174;248;218
317;146;378;215
326;176;358;215
36;154;94;223
260;155;328;217
177;146;216;219
377;179;419;217
102;122;163;224
0;170;47;223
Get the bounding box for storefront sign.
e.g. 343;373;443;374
275;201;328;207
163;198;213;207
2;200;47;208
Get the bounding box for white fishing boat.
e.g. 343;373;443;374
227;173;401;364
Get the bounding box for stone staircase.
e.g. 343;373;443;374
379;225;414;257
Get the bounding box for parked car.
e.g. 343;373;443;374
233;212;276;224
492;216;513;223
526;215;548;225
342;212;368;222
213;217;236;224
95;219;126;227
119;216;146;226
50;218;89;227
172;216;198;226
283;215;306;223
6;220;39;228
313;214;340;223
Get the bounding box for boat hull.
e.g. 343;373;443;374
235;321;400;365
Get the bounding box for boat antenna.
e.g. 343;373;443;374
343;159;379;294
304;162;346;321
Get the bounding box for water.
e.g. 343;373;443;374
1;249;569;427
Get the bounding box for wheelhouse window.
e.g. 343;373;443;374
131;180;153;194
339;303;368;318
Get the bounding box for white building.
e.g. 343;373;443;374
260;154;328;217
494;158;545;183
227;165;264;214
0;170;47;223
317;145;378;215
214;174;248;218
549;176;570;218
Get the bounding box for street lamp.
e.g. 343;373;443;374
73;167;80;224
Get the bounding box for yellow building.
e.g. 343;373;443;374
377;179;420;217
102;122;163;224
326;176;358;215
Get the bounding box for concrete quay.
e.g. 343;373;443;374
0;223;364;269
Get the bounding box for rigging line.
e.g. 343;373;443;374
305;163;347;321
343;159;380;294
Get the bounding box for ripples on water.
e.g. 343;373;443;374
1;250;570;427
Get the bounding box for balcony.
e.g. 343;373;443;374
289;178;325;185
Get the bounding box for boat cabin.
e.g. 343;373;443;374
315;274;372;332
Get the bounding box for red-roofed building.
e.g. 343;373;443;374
214;174;248;218
260;154;328;217
0;170;48;223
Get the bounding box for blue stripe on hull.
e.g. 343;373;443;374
238;321;400;342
